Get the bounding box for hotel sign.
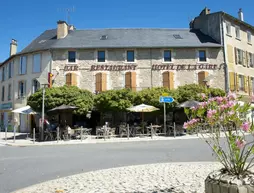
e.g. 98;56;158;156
152;64;218;71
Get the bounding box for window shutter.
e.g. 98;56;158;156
234;47;237;64
95;73;102;92
244;76;248;93
71;73;77;86
169;72;174;90
162;72;169;88
198;71;207;86
246;52;249;67
243;51;246;66
227;45;233;63
248;76;251;95
229;72;235;91
125;72;131;89
235;73;239;91
66;73;72;86
101;73;107;91
131;72;136;91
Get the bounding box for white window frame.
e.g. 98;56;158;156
96;50;107;63
125;49;136;63
18;81;26;99
19;56;27;75
8;84;11;101
247;31;252;44
226;22;231;36
235;26;241;40
196;49;209;63
32;53;41;73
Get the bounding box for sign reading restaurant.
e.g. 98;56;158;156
90;64;218;71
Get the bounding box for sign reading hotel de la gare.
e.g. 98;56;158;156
64;64;219;71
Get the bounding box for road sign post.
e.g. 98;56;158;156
159;96;174;136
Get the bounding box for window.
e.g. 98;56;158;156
66;73;78;86
249;53;253;67
1;86;5;101
8;62;12;79
236;48;243;64
18;81;26;98
95;73;107;93
68;51;76;63
97;51;105;62
125;72;136;91
198;50;207;62
2;66;5;81
247;32;252;43
33;54;41;73
238;75;245;91
19;56;27;75
226;22;231;35
8;84;11;100
32;79;40;94
235;26;240;39
163;50;172;62
162;71;174;89
198;71;209;86
126;50;135;62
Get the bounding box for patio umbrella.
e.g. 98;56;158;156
177;100;200;108
47;104;78;112
127;104;159;133
12;105;37;115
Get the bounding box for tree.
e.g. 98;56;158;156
94;89;136;112
27;86;94;115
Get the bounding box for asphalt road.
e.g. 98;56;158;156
0;138;216;193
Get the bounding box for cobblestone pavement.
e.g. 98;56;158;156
14;162;223;193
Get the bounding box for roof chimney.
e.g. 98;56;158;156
57;20;68;39
68;25;75;31
10;39;17;56
238;8;244;21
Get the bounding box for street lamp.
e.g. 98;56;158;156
36;77;48;141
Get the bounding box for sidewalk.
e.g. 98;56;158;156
0;132;202;147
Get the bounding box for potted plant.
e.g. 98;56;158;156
184;93;254;193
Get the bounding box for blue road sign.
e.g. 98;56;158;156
159;96;174;103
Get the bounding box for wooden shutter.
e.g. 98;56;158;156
229;72;235;91
95;73;102;92
125;72;131;89
243;51;246;66
162;72;169;88
71;73;77;86
248;76;251;95
234;47;238;64
198;71;208;86
246;52;249;67
244;76;248;93
227;45;233;63
131;72;136;91
66;73;72;86
101;73;107;91
169;72;174;90
235;73;239;91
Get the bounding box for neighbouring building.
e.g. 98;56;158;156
2;7;253;132
191;7;254;101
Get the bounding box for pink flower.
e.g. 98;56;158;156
220;104;228;111
201;93;206;99
236;139;246;149
228;111;235;116
207;109;217;118
228;92;237;100
216;97;224;103
241;122;250;132
183;122;188;129
199;102;207;108
227;100;235;108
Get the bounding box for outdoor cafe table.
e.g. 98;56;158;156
146;125;162;136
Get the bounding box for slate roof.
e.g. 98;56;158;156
20;28;221;54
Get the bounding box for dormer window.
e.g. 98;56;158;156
100;35;108;40
68;51;76;63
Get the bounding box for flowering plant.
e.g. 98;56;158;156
184;93;254;177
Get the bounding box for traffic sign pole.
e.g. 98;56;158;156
164;102;166;136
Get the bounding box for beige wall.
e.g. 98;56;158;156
52;48;225;92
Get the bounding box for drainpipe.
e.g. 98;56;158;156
221;14;229;94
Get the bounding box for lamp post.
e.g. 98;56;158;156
36;77;48;141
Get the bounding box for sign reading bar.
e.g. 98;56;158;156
64;65;79;71
152;64;217;71
90;65;137;71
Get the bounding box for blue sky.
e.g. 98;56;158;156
0;0;253;62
